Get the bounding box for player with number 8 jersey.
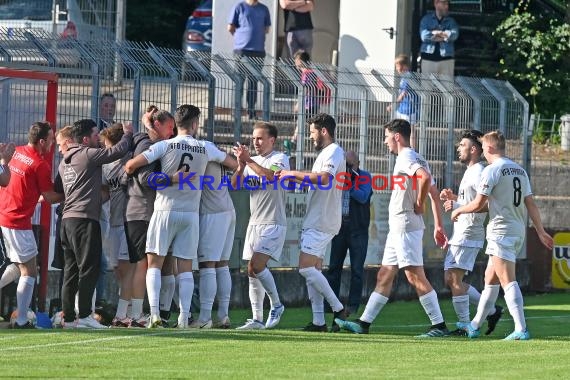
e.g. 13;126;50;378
452;131;553;340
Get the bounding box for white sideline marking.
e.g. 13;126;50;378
0;330;190;352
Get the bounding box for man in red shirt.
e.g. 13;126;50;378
0;122;63;328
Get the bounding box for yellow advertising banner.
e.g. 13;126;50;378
552;232;570;289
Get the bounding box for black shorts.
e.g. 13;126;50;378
124;220;149;264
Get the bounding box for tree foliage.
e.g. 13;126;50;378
493;0;570;116
126;0;201;48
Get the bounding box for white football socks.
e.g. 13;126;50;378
16;276;35;325
419;290;445;325
299;267;343;312
216;266;232;320
199;268;216;322
360;292;388;324
256;268;281;309
452;294;470;322
471;284;500;329
177;272;195;320
248;276;265;322
146;268;161;317
159;275;175;314
504;281;526;332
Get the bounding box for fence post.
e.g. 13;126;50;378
456;76;482;131
482;79;507;135
241;56;271;121
431;75;455;189
213;54;244;143
280;60;306;170
184;53;216;141
147;46;179;115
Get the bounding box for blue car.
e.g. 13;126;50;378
182;0;212;53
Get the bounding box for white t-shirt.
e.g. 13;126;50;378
142;135;226;213
200;161;235;215
389;147;434;233
449;162;487;247
243;150;289;226
303;143;345;235
478;157;532;241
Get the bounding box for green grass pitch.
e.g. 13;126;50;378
0;293;568;378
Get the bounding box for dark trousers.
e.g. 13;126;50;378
326;222;369;313
60;218;102;321
234;50;265;117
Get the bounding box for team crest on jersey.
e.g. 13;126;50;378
62;164;78;189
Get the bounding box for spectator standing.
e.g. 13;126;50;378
0;123;62;328
327;150;372;327
419;0;459;77
228;0;271;120
280;0;315;57
98;93;116;130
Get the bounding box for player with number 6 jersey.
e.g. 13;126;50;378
125;104;235;329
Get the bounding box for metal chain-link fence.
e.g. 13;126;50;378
1;28;538;268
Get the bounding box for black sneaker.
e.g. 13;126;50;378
485;305;503;335
12;321;35;329
160;318;170;328
448;328;468;337
330;322;340;333
302;322;328;332
333;308;349;322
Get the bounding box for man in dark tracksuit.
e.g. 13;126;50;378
59;119;132;329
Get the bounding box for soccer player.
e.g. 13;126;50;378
231;122;289;330
191;120;239;329
59;119;133;329
99;124;132;327
125;104;234;328
276;113;348;331
453;131;553;340
194;157;238;329
123;106;175;328
336;119;449;337
440;130;503;335
0;123;62;328
1;126;59;329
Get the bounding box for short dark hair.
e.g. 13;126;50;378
100;92;115;101
461;129;483;152
293;50;311;64
71;119;97;143
253;121;278;139
28;121;52;144
175;104;200;131
100;123;124;145
308;113;336;138
384;118;411;140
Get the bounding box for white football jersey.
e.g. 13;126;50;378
200;161;235;215
389;147;434;233
243;150;289;226
142;136;226;212
478;157;532;241
449;162;487;247
303;142;345;235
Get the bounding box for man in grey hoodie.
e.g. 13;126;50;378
59;119;133;329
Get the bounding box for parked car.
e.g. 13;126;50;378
0;0;111;41
182;0;213;54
